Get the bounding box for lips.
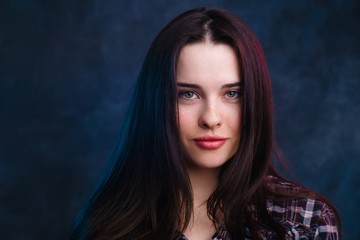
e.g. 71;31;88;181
193;136;228;150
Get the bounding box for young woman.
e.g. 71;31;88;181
71;7;340;240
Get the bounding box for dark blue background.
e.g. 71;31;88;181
1;0;359;239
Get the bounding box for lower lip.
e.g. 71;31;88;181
194;140;226;150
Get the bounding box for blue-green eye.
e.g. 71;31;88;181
178;91;198;99
225;91;240;99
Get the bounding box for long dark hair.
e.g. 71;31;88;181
71;7;340;239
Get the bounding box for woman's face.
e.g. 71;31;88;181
176;41;242;170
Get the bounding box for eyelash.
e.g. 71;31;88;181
178;90;242;100
224;90;240;99
178;91;199;100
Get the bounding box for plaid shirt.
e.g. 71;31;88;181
180;177;339;240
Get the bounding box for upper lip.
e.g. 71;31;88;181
193;135;228;141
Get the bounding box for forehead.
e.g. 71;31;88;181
176;41;240;84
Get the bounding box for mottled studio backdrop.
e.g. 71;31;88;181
1;0;359;239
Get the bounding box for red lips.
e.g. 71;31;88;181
193;136;228;150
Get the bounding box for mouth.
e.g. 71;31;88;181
193;136;228;150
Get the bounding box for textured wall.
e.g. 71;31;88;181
1;0;359;239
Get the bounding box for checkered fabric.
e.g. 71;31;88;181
180;176;339;240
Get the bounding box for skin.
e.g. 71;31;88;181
176;39;242;240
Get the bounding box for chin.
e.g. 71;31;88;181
187;157;230;170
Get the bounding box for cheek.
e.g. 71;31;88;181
178;107;195;137
232;113;242;129
224;107;242;132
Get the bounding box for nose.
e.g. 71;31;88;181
198;101;222;129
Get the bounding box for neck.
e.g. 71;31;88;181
187;167;220;207
183;167;220;239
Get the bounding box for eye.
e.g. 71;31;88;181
178;91;199;100
225;90;240;99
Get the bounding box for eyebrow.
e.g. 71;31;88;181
177;82;242;89
221;82;242;89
